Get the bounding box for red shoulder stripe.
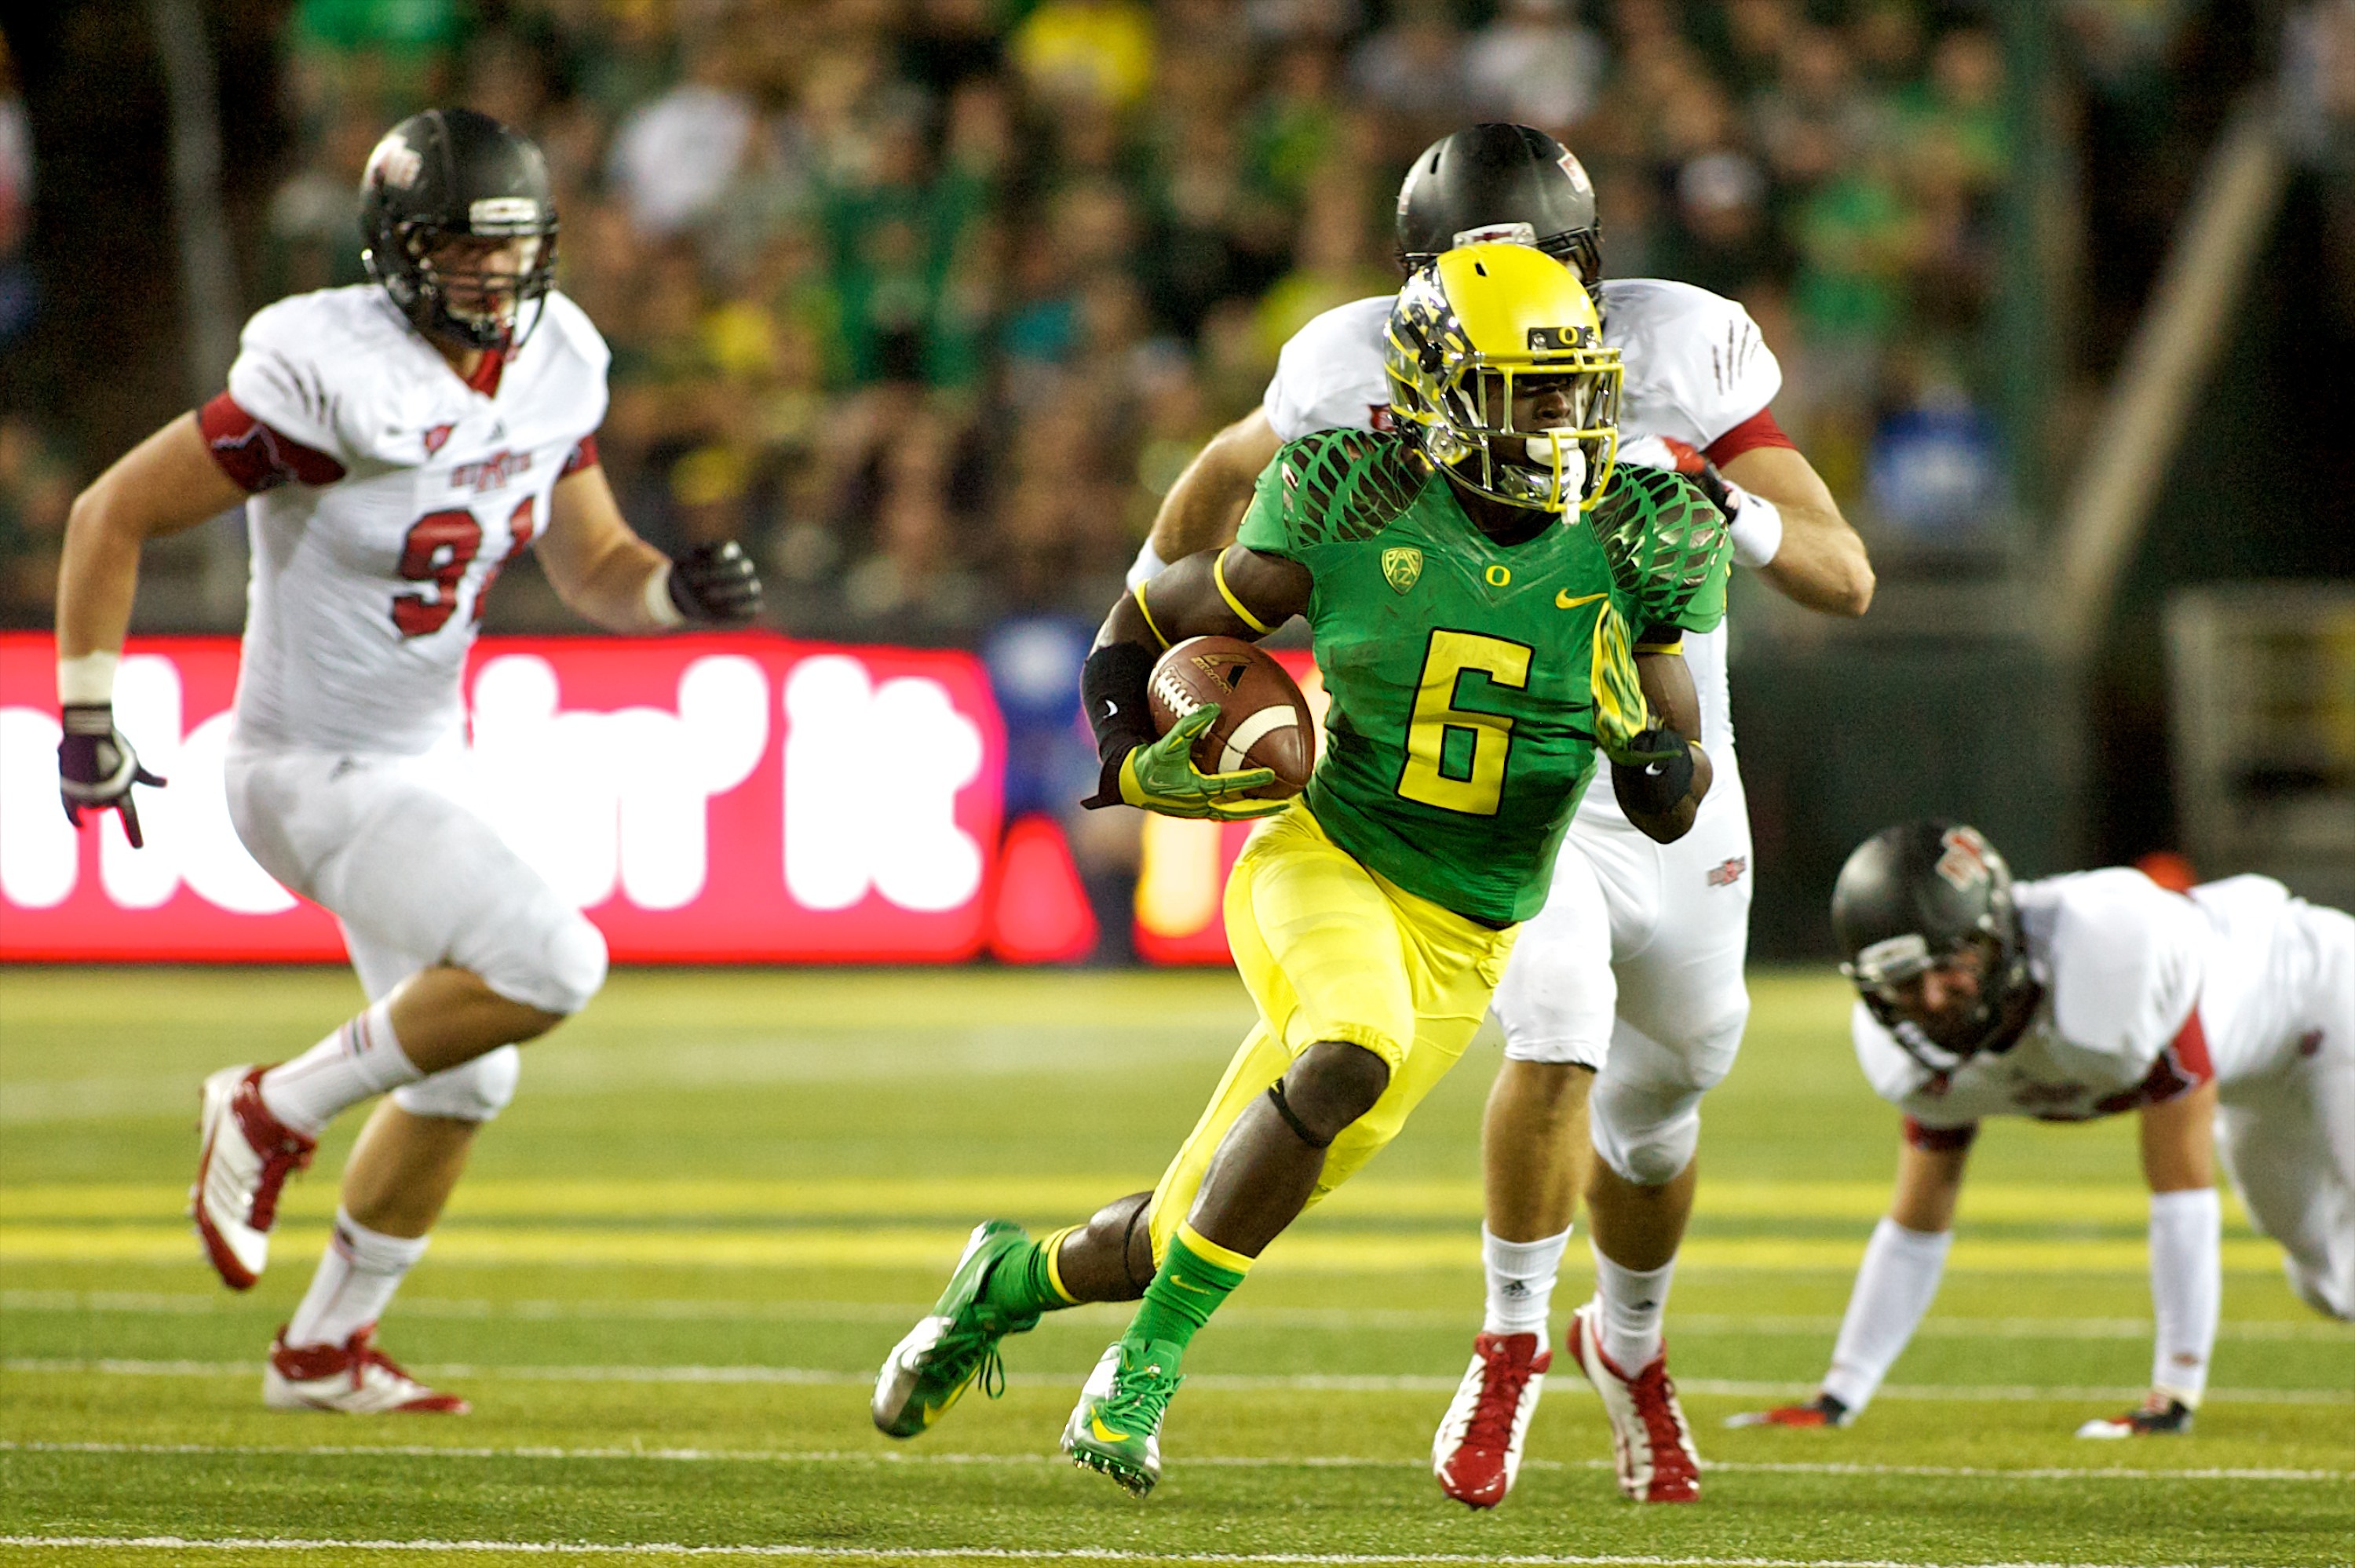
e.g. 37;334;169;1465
2091;1003;2213;1115
560;433;600;476
1704;405;1799;466
198;392;347;491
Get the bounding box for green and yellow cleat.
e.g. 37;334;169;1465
871;1220;1039;1439
1060;1338;1185;1497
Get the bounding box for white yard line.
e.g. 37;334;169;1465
0;1537;2269;1568
2;1439;2346;1484
6;1357;2347;1406
4;1291;2343;1343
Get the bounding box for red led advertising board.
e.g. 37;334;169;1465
0;633;1004;963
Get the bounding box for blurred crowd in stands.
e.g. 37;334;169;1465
2;0;2050;635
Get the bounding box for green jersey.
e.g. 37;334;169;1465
1236;430;1731;927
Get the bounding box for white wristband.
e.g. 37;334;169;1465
643;562;686;629
1125;538;1168;593
57;651;121;707
1727;487;1784;569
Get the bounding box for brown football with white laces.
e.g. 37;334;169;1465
1146;636;1316;800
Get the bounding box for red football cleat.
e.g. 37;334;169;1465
1432;1331;1552;1508
191;1066;316;1291
265;1325;470;1414
1568;1298;1700;1503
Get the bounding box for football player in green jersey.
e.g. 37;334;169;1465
872;243;1732;1497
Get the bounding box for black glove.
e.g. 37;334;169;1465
666;541;764;625
58;705;167;848
1607;724;1696;817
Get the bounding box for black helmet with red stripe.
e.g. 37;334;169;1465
1395;124;1603;286
359;108;559;352
1832;820;2033;1067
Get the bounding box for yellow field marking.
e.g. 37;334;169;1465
0;1223;2289;1274
0;1177;2246;1227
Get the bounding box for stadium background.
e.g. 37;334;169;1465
2;0;2353;959
2;9;2353;1564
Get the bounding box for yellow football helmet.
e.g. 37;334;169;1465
1384;242;1621;513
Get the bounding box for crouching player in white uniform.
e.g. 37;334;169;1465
1731;822;2353;1438
1132;124;1875;1505
53;109;761;1413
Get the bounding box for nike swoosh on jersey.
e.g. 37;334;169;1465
1556;589;1607;609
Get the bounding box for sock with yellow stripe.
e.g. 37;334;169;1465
978;1226;1082;1318
1123;1223;1251;1357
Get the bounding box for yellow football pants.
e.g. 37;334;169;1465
1146;803;1519;1264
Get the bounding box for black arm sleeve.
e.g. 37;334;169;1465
1079;640;1159;808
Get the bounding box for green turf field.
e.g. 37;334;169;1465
0;965;2347;1567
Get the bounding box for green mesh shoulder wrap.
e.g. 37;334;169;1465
1584;465;1732;629
1269;430;1433;548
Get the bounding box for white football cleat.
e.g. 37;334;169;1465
1567;1297;1700;1503
264;1325;470;1414
192;1066;316;1291
1432;1330;1551;1508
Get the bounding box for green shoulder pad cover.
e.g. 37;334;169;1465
1586;465;1733;630
1255;429;1433;551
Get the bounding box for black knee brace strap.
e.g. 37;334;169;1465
1265;1078;1333;1149
1119;1194;1155;1295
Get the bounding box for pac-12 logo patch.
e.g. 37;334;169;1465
1707;855;1747;888
1382;547;1422;594
423;423;455;457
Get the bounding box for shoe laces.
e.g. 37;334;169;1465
1463;1340;1539;1451
1099;1352;1185;1436
235;1084;316;1232
248;1143;314;1230
1626;1358;1696;1468
348;1328;421;1389
930;1313;1014;1401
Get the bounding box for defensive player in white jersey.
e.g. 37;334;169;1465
1732;821;2353;1438
1132;124;1875;1505
54;109;762;1413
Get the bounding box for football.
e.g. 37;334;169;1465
1147;636;1316;800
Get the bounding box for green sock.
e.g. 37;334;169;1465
1125;1223;1251;1355
979;1225;1081;1318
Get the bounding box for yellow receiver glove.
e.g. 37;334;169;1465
1117;706;1290;820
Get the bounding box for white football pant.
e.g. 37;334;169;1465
1491;760;1754;1186
225;735;608;1122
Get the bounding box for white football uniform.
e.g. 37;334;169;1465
1855;870;2355;1316
210;286;614;1115
1261;279;1783;1183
